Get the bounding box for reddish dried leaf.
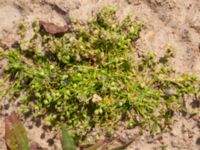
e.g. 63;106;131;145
39;21;68;35
5;111;30;150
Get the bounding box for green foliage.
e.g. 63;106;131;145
1;7;200;143
5;112;30;150
61;125;77;150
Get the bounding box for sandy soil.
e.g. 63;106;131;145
0;0;200;149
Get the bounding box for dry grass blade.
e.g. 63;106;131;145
111;139;134;150
84;140;108;150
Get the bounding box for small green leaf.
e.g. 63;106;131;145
61;125;77;150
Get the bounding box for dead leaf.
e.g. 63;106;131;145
39;21;68;35
5;111;30;150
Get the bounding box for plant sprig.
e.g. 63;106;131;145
1;7;200;143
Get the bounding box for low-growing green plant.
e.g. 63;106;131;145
0;7;200;144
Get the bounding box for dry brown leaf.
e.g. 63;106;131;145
39;21;68;35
